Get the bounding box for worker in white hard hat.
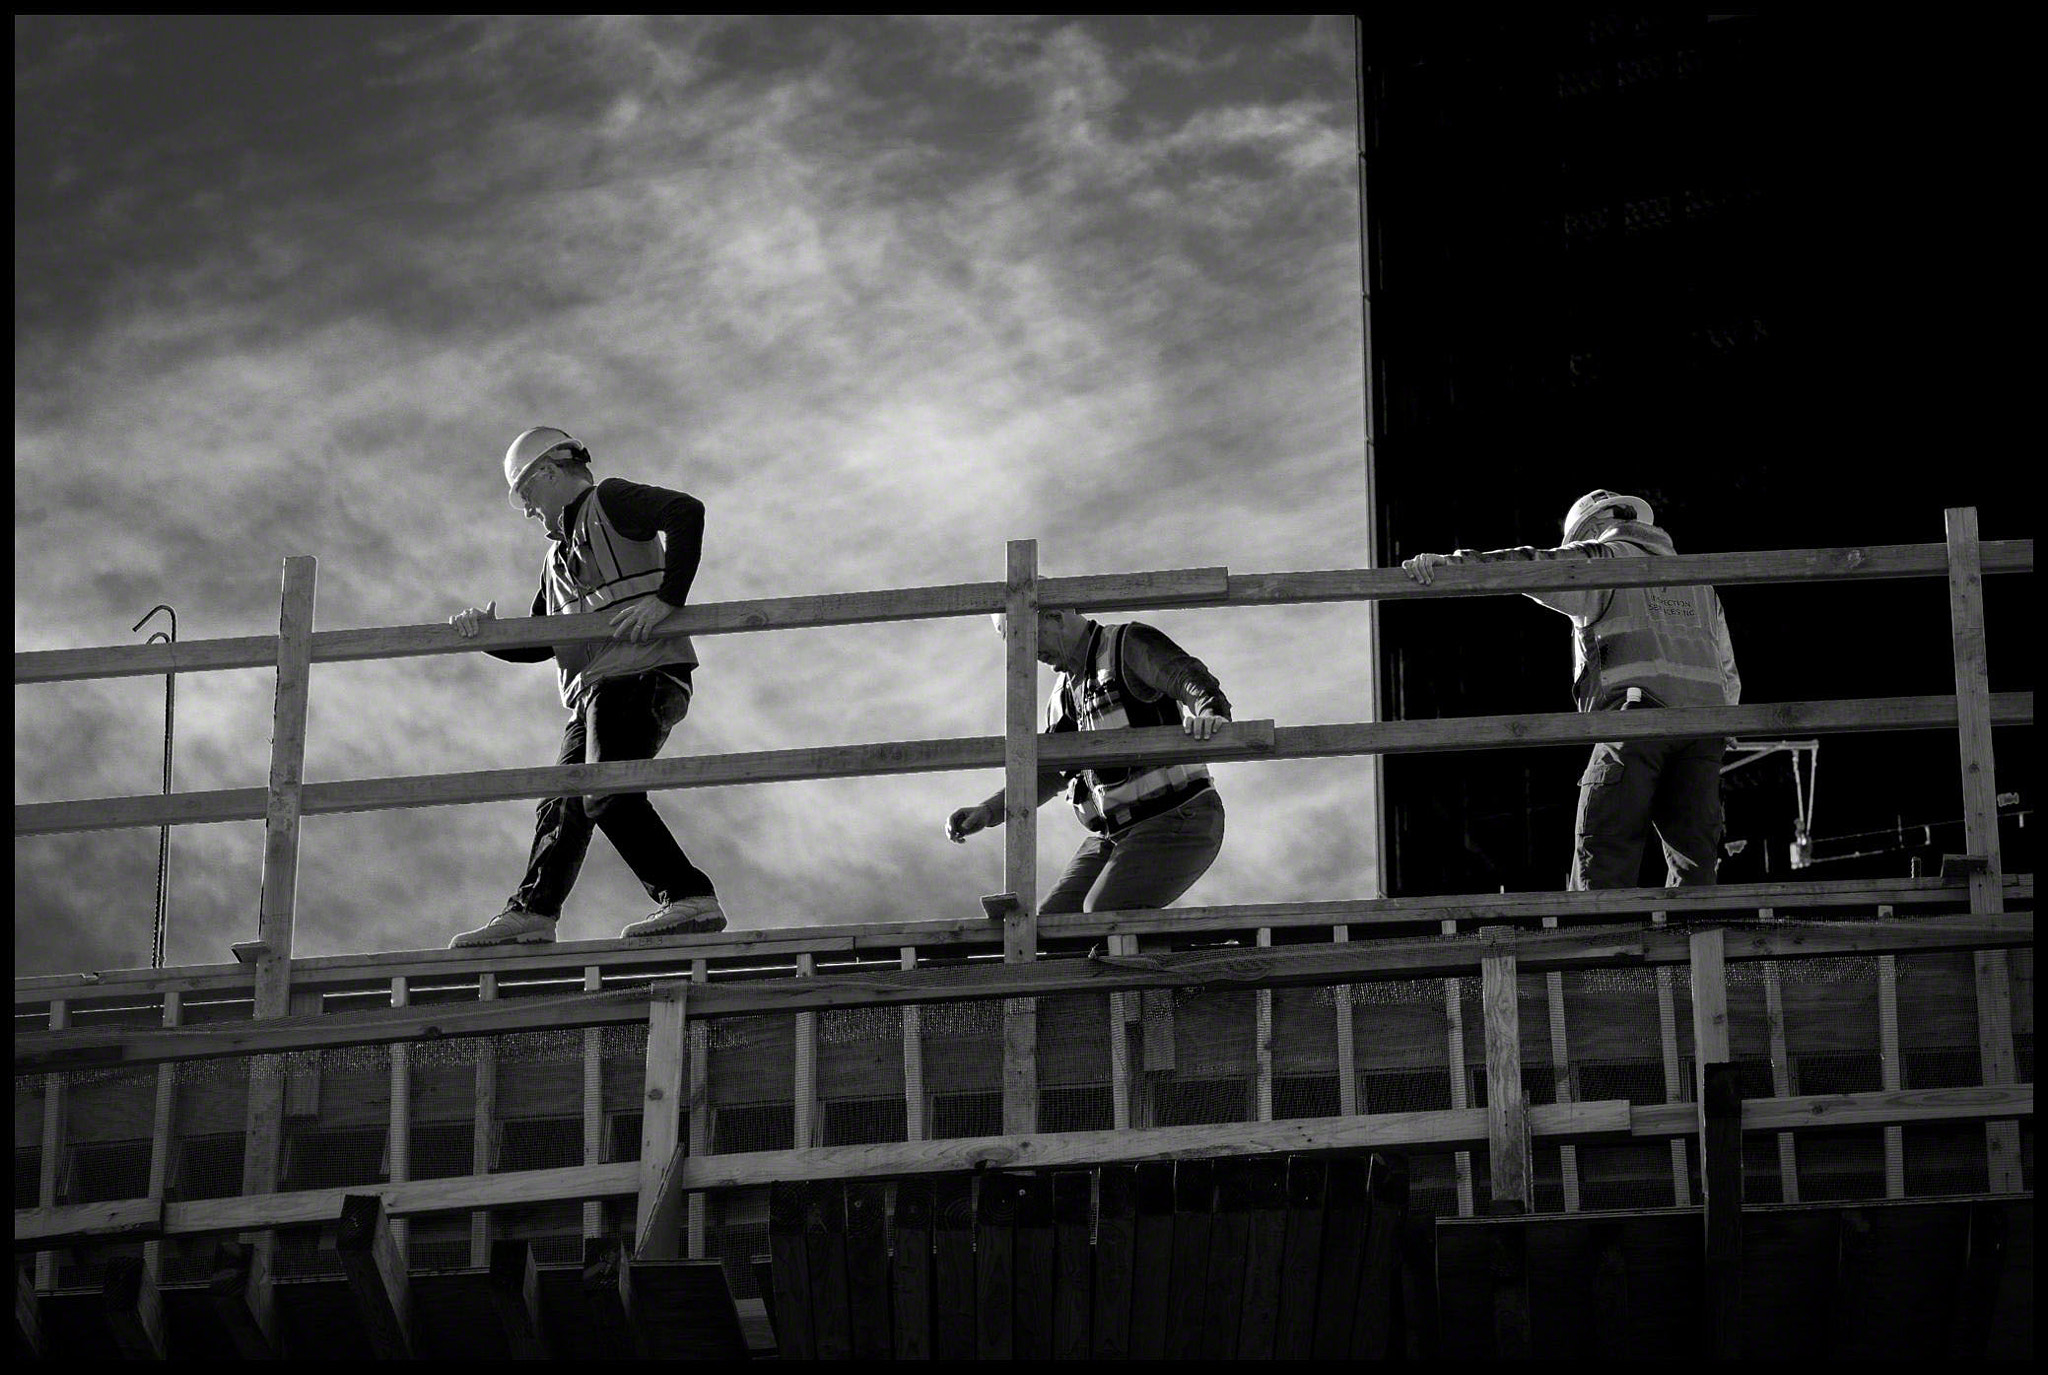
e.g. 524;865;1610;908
944;609;1233;914
1400;490;1741;889
445;426;728;946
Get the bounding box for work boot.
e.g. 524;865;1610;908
449;906;557;948
620;896;728;939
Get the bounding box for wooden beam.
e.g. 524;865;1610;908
1010;1174;1054;1361
890;1178;933;1360
1200;1160;1251;1358
337;1193;411;1359
1541;917;1580;1211
204;1240;274;1359
1690;928;1732;1100
389;978;412;1262
143;990;180;1290
581;967;605;1243
1234;1156;1288;1359
1002;539;1040;1137
900;948;925;1143
22;691;2034;836
1333;927;1358;1116
488;1238;548;1360
633;981;688;1260
1700;1063;1744;1360
15;1266;39;1361
1481;928;1530;1213
1051;1171;1092;1360
1091;1165;1136;1360
471;970;497;1267
1877;944;1905;1198
931;1176;975;1361
1760;924;1800;1202
26;913;2033;1073
1270;1157;1325;1359
973;1172;1017;1362
794;954;817;1149
1255;928;1275;1123
767;1183;815;1360
1946;507;2024;1194
1126;1163;1173;1360
687;959;710;1259
101;1253;166;1359
582;1237;641;1360
843;1181;892;1360
1443;918;1474;1218
1653;911;1691;1206
1629;1083;2035;1137
1165;1160;1216;1361
33;998;67;1292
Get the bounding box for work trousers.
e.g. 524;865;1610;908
512;668;717;917
1039;787;1226;914
1569;726;1726;890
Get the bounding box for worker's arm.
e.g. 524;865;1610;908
945;770;1067;843
1401;541;1611;621
450;587;556;662
1117;623;1233;739
597;477;707;641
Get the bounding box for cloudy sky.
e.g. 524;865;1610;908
14;15;1376;976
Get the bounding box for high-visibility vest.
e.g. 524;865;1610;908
542;487;698;708
1051;623;1210;831
1572;576;1732;711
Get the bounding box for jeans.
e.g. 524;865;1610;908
1569;723;1726;890
1039;787;1226;914
512;669;717;917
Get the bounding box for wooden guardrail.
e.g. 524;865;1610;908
12;511;2034;1343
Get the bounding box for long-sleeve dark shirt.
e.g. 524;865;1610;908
489;478;705;664
1047;621;1233;731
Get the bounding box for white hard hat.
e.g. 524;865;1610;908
1563;490;1653;543
503;426;587;492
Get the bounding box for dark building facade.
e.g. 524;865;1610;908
1358;12;2033;896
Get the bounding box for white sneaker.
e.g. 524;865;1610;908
450;907;557;948
620;896;728;939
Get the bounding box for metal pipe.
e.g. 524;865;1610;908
131;605;177;968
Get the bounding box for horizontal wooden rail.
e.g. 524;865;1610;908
14;692;2033;837
13;874;2030;1009
14;541;2033;686
16;913;2030;1073
14;1082;2030;1251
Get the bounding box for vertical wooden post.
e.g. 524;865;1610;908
1480;928;1530;1214
1691;928;1741;1359
1876;908;1905;1197
1758;912;1798;1202
1255;928;1275;1123
901;948;926;1142
688;959;710;1260
1442;919;1472;1216
389;977;411;1264
1333;927;1358;1117
1002;539;1040;1135
1944;506;2022;1192
240;554;315;1345
634;982;689;1260
1652;910;1691;1205
470;971;498;1267
34;999;69;1292
144;991;181;1287
1109;935;1134;1130
583;967;607;1242
1541;918;1580;1211
795;953;818;1148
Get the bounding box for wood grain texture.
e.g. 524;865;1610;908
1091;1164;1136;1360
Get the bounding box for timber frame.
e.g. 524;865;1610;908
13;512;2035;1357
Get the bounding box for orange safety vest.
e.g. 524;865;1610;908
542;488;698;708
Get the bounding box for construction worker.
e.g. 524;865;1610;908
945;609;1231;913
1401;490;1740;889
446;427;727;947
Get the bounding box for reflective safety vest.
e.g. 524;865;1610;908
1572;576;1732;711
1052;623;1210;831
543;487;698;708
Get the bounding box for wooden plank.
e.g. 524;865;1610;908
1542;917;1581;1211
687;959;709;1259
1627;1083;2034;1137
12;564;1236;683
766;1183;814;1361
633;981;688;1260
889;1177;933;1360
1199;1158;1252;1358
337;1193;411;1359
471;971;497;1267
629;1258;749;1360
1760;936;1800;1203
1091;1165;1136;1360
1947;508;2024;1195
931;1175;976;1361
1444;919;1474;1218
204;1239;275;1359
900;948;925;1145
1051;1170;1092;1360
33;999;67;1291
1690;929;1732;1092
1653;911;1692;1207
1700;1063;1744;1361
1351;1153;1406;1358
1126;1162;1175;1360
1877;941;1905;1198
389;979;412;1263
843;1181;892;1360
143;990;181;1290
101;1253;166;1359
1333;928;1359;1116
1233;1156;1289;1359
1002;539;1040;1138
1010;1173;1055;1361
1108;937;1135;1129
15;1266;39;1361
1163;1158;1215;1361
581;968;604;1242
1481;929;1530;1213
25;690;2038;836
1255;928;1275;1123
973;1170;1018;1361
1271;1156;1327;1359
795;954;818;1149
487;1239;547;1361
1310;1155;1370;1358
803;1182;852;1361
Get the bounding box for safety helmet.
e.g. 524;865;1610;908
1563;489;1653;543
503;426;588;493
